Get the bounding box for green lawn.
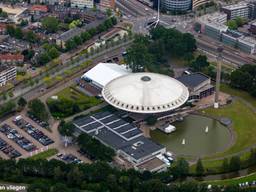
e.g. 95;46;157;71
47;86;102;118
220;84;256;109
190;85;256;173
56;86;101;109
206;172;256;186
29;149;58;160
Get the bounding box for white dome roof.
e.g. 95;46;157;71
102;73;189;113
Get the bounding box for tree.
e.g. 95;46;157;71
28;99;49;121
195;158;204;176
37;52;51;66
106;8;112;17
80;31;91;42
170;158;189;179
42;17;59;33
58;121;75;136
190;55;209;71
229;156;241;172
48;47;60;59
227;20;238;30
125;35;154;72
0;101;16;117
17;97;27;108
222;158;229;172
65;39;77;51
24;31;37;43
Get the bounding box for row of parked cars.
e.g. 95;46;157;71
0;137;21;159
13;117;54;146
27;112;49;129
57;153;83;164
0;124;36;152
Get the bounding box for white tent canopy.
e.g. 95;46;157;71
81;63;130;88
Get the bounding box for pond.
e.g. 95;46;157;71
150;114;233;157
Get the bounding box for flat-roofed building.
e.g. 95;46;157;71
237;36;256;54
71;0;94;8
221;3;249;20
73;111;167;171
204;22;228;41
177;73;214;101
0;66;16;87
250;21;256;34
222;30;242;48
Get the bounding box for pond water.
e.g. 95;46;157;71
150;115;233;157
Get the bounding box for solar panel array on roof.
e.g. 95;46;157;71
73;111;143;141
73;111;165;161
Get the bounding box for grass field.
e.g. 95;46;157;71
56;86;101;109
190;85;256;173
220;84;256;109
206;172;256;186
29;149;58;160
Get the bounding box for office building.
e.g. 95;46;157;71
221;3;249;20
71;0;94;8
161;0;192;12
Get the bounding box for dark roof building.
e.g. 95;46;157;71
177;72;215;101
73;111;166;169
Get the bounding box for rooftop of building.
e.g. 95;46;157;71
30;5;48;12
81;62;131;88
0;53;24;61
222;3;249;10
102;72;189;114
0;65;16;73
177;72;210;89
238;36;256;45
73;111;165;161
198;12;227;23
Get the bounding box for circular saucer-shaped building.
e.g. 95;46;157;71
102;73;189;114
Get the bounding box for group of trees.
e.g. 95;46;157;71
47;98;81;118
126;25;196;73
194;148;256;176
6;25;38;43
0;158;253;192
42;16;60;33
77;133;115;162
227;17;247;30
230;64;256;97
0;101;16;118
189;55;230;81
28;99;49;121
37;43;60;66
58;121;75;137
65;16;117;51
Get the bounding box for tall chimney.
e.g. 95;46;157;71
214;46;223;108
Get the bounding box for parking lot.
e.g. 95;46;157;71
0;114;55;159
